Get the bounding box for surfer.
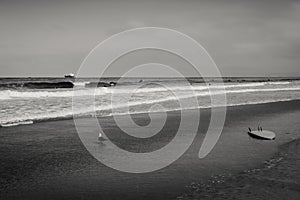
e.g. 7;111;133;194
248;127;252;132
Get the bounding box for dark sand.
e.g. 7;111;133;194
177;139;300;200
0;100;300;200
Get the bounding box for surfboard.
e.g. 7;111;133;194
248;130;276;140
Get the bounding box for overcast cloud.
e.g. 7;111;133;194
0;0;299;77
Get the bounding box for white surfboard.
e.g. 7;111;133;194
248;130;276;140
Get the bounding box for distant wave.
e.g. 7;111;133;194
0;81;293;100
0;120;33;127
0;88;108;100
96;82;268;94
199;86;300;96
266;81;290;85
73;81;90;87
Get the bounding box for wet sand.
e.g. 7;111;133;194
177;139;300;200
0;100;300;200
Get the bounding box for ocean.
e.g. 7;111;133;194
0;77;300;127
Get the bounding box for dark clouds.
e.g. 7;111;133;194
0;0;299;76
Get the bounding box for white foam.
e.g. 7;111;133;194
105;98;297;117
73;81;90;87
0;120;33;127
266;81;290;85
1;95;299;128
107;82;268;94
0;88;108;100
0;81;293;100
0;81;299;127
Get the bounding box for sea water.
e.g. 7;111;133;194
0;77;299;127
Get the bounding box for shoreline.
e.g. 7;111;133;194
1;98;299;128
0;100;299;199
177;138;300;200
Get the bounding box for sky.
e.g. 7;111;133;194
0;0;300;77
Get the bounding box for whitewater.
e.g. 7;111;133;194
0;78;299;127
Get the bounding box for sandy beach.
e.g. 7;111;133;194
177;138;300;200
0;100;300;200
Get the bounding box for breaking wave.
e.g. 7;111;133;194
0;81;294;100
